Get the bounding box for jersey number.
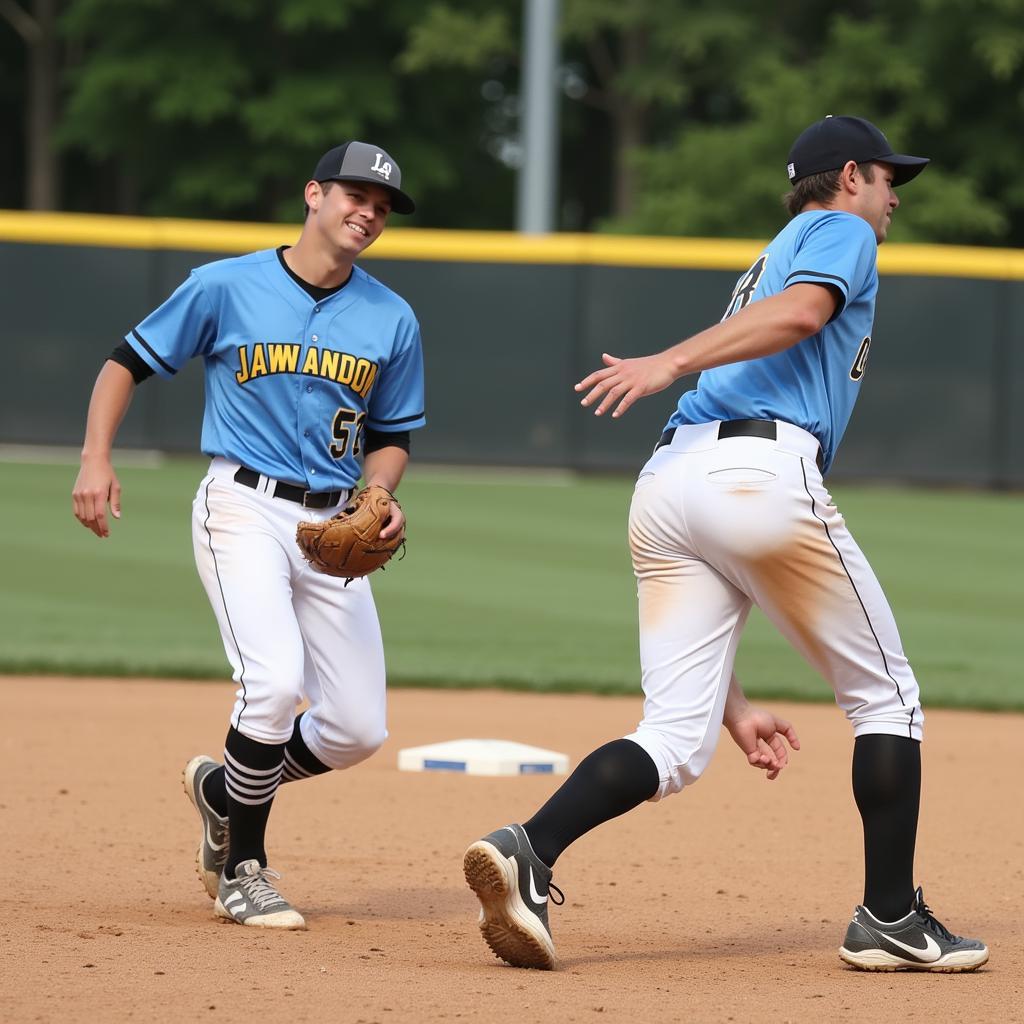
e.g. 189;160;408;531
722;254;768;321
330;407;366;458
850;336;871;381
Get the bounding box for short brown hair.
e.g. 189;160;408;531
782;162;875;218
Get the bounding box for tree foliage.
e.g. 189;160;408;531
613;2;1019;242
2;0;1023;243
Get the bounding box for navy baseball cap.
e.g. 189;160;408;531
787;115;929;186
312;141;415;214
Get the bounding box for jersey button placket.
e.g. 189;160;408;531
299;378;317;482
299;310;323;485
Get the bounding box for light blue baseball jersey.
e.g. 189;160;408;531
669;210;879;473
126;248;425;490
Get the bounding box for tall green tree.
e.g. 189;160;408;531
617;2;1019;242
401;0;1024;243
5;0;1023;242
560;0;765;219
2;0;62;209
55;0;514;223
58;0;396;218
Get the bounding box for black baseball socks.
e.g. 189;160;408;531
852;733;921;921
523;738;660;868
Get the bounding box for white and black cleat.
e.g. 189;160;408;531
839;886;988;972
464;823;563;970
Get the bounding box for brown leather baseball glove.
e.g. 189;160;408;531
295;484;404;580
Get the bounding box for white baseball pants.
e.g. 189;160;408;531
191;458;387;769
622;421;922;801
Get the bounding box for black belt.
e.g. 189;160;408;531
233;466;346;509
656;419;823;471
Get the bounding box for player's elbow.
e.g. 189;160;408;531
794;284;835;335
789;305;829;341
784;283;839;340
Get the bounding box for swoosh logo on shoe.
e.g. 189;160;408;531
882;932;942;962
204;819;227;852
527;865;547;906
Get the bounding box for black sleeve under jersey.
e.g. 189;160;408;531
363;428;411;454
108;341;155;383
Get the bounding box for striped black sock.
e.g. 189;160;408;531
280;712;332;784
197;713;331;823
223;726;285;877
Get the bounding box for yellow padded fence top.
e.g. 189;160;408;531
2;210;1024;280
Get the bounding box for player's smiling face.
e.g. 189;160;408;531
317;180;391;255
860;161;899;243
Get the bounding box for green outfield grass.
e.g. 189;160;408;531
1;455;1021;709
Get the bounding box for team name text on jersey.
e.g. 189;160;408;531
235;343;379;398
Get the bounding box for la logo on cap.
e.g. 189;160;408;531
371;153;392;181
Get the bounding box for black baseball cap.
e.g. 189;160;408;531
312;141;415;214
787;115;929;186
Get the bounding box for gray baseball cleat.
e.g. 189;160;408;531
464;823;564;970
839;886;988;972
213;859;306;929
182;755;228;899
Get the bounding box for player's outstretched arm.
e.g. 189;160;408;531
72;360;136;538
722;674;800;781
575;283;837;418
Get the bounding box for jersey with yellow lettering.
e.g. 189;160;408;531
126;248;425;489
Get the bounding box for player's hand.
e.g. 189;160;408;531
575;351;678;418
725;706;800;781
377;498;405;542
72;456;122;538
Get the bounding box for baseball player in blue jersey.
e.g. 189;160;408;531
72;142;424;929
465;116;989;972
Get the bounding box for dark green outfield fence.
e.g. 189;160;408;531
2;213;1022;485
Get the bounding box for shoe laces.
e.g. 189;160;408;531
238;867;288;910
548;881;565;906
915;893;956;942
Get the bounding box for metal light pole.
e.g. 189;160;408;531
516;0;560;234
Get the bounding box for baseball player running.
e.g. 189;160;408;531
73;142;425;929
464;116;988;972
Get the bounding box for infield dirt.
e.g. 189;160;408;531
3;677;1021;1024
